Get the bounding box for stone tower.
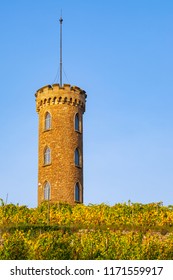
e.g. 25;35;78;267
35;84;87;205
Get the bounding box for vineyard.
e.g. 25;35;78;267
0;200;173;259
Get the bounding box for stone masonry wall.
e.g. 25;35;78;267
35;84;87;205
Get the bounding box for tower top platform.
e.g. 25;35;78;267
35;83;87;113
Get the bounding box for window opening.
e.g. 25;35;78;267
44;181;51;200
45;112;51;130
44;147;51;165
75;113;79;131
75;148;80;166
75;182;80;202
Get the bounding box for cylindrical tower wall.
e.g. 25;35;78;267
35;84;87;205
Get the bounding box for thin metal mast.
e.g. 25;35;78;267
59;16;63;87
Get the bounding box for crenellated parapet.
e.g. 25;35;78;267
35;83;87;112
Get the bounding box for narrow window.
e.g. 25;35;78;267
45;112;51;130
75;113;79;131
75;182;80;202
44;147;51;165
75;148;80;166
44;181;51;200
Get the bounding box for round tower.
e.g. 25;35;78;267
35;83;87;205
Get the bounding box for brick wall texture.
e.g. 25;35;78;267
35;84;87;205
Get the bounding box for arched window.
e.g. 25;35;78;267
44;181;51;200
75;182;80;202
45;112;51;130
75;148;80;166
75;113;79;131
44;147;51;165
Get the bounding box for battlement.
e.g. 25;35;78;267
35;83;87;112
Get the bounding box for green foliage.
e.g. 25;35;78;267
0;230;32;260
0;198;4;206
0;200;173;260
34;232;73;260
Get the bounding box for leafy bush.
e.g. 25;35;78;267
0;201;173;259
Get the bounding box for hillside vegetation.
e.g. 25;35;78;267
0;200;173;259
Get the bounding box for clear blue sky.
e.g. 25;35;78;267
0;0;173;207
